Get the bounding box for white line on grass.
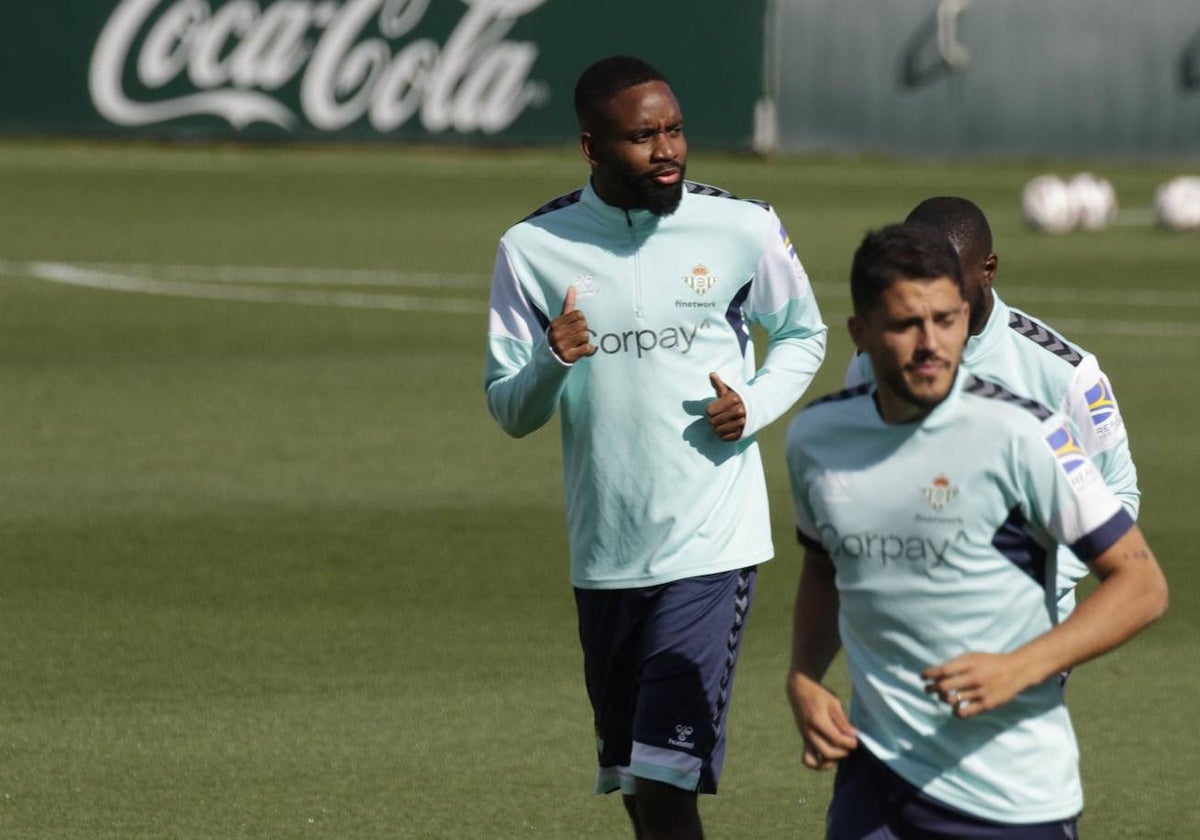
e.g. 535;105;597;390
2;261;487;315
66;261;490;289
1047;318;1200;340
9;260;1200;308
996;285;1200;309
2;259;1198;337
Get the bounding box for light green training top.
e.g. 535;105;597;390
846;291;1139;615
486;180;827;589
788;369;1134;823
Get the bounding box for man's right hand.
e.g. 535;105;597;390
548;286;596;363
786;671;859;771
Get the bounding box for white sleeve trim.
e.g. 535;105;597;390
748;206;813;315
487;242;545;345
1064;355;1126;456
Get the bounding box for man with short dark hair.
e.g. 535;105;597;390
846;197;1140;621
787;223;1167;839
485;55;828;839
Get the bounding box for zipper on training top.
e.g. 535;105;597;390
624;209;644;319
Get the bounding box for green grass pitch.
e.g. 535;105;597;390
0;140;1196;838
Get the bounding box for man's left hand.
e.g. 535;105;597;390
921;652;1034;719
707;372;746;441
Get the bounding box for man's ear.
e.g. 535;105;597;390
982;252;998;291
848;314;869;353
579;132;597;167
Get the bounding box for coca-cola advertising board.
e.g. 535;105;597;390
1;0;765;147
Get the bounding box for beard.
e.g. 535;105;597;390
878;357;957;416
634;168;686;216
607;159;685;216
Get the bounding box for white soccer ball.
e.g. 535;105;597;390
1067;172;1118;230
1154;176;1200;232
1022;175;1078;233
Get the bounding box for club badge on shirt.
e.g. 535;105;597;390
682;264;718;295
921;474;959;511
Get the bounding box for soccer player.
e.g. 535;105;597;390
845;196;1139;620
484;56;827;839
786;223;1167;838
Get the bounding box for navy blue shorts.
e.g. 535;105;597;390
574;566;756;796
827;749;1080;839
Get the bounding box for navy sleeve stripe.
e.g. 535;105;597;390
964;375;1054;421
522;189;583;222
685;180;771;211
685;180;734;198
1008;311;1084;367
1071;508;1135;562
807;383;871;408
724;280;753;356
990;506;1049;588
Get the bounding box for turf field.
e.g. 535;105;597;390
0;141;1195;838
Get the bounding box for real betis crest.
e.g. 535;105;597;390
921;474;958;511
682;264;717;295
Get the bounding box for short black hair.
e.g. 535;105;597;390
905;196;993;257
850;223;963;316
574;55;668;132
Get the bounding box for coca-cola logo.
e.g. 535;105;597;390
89;0;552;133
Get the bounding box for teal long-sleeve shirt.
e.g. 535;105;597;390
485;180;827;589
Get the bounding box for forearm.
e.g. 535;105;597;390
1013;529;1167;686
790;550;842;682
485;338;571;438
741;331;828;437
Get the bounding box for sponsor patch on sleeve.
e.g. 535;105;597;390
1045;422;1100;491
778;223;807;283
1084;378;1123;444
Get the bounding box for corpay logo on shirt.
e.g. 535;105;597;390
818;524;969;569
587;322;707;358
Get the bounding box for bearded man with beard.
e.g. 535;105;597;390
484;55;828;840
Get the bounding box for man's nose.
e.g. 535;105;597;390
917;323;939;351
